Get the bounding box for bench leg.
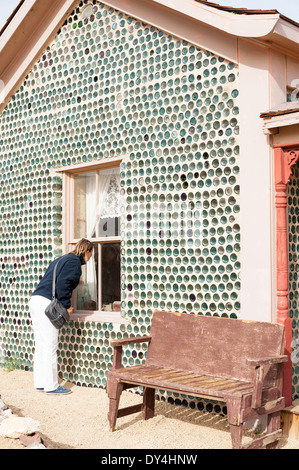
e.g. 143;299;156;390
227;398;243;449
107;381;123;432
229;424;243;449
265;411;281;449
143;387;155;420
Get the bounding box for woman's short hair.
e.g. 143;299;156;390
71;238;93;257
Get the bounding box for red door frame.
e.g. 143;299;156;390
274;142;299;406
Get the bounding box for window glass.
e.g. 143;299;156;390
98;168;121;237
77;243;98;310
75;172;97;239
74;168;121;239
72;164;121;313
101;243;121;311
76;242;121;312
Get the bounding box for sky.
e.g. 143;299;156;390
0;0;299;31
215;0;299;22
0;0;20;30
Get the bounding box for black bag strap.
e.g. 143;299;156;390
52;259;60;300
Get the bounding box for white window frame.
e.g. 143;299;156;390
53;155;128;324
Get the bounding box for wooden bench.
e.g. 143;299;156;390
106;310;288;449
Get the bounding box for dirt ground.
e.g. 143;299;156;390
0;368;298;450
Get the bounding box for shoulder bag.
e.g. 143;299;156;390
45;257;70;329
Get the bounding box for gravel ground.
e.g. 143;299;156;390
0;368;298;450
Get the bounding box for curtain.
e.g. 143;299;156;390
98;168;121;220
83;168;121;309
85;174;97;306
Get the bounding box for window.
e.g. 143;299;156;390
56;156;125;322
287;85;299;102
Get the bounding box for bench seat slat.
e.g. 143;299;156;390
115;365;251;389
180;377;245;389
115;364;146;374
137;368;175;378
115;365;161;376
175;377;234;389
110;365;254;399
174;375;228;385
141;370;192;380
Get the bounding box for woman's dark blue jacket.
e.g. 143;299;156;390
32;253;85;309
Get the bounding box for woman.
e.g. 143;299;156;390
29;239;93;395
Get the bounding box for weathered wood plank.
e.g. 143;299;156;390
241;397;285;422
251;365;264;408
213;382;252;392
140;370;191;380
175;375;217;385
176;376;238;389
123;366;163;377
111;336;152;347
114;365;145;374
146;310;285;384
135;368;174;378
117;404;143;418
109;371;249;400
241;430;282;449
247;356;288;367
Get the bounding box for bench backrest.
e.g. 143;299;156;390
145;310;285;384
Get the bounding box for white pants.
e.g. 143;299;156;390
29;295;59;392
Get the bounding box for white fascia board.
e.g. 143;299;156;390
153;0;280;38
0;0;37;54
262;111;299;131
0;0;79;114
272;18;299;47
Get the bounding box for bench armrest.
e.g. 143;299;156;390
246;355;288;367
110;336;152;348
110;336;152;369
246;355;288;409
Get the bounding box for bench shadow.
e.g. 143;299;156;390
115;400;231;433
113;399;289;448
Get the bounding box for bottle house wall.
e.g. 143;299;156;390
0;1;240;412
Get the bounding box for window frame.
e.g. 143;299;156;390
53;155;127;324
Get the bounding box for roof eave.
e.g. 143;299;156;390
153;0;299;59
0;0;79;115
262;110;299;135
154;0;281;38
154;0;299;60
2;0;299;115
259;17;299;58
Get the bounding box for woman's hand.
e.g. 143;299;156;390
67;307;74;315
